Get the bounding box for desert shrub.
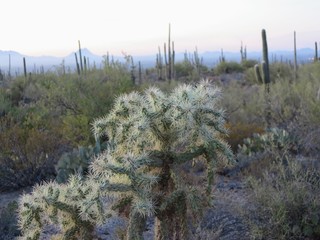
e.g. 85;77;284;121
0;119;65;192
174;61;195;78
220;81;265;125
234;128;296;179
214;61;244;75
248;160;320;239
244;67;260;85
241;59;258;70
42;70;134;146
7;77;26;106
256;63;320;155
0;201;20;240
0;88;12;116
269;62;294;82
225;122;264;153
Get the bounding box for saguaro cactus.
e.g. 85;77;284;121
156;46;164;80
23;57;27;79
168;23;172;81
294;31;298;80
314;41;318;62
254;29;272;127
240;41;247;63
78;40;84;73
254;29;271;85
74;53;80;75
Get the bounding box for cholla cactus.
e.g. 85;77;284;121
92;79;233;239
18;80;233;240
18;175;110;240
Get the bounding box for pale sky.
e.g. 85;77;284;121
1;0;319;57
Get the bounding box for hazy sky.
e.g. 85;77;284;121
1;0;319;57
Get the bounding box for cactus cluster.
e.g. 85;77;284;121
240;42;247;63
74;40;89;76
156;23;175;81
238;128;293;158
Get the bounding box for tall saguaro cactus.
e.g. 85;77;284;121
165;23;175;81
254;29;272;128
293;31;298;80
261;29;270;85
254;29;270;85
315;42;318;62
23;57;27;80
156;46;164;80
240;41;247;63
168;23;172;81
74;53;80;75
78;40;84;73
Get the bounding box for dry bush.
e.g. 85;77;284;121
0;120;65;192
247;159;320;239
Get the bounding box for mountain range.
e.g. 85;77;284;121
0;48;316;74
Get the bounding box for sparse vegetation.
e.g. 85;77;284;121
0;29;319;239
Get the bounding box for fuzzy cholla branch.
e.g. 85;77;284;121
17;176;110;240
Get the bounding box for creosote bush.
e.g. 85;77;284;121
18;80;233;240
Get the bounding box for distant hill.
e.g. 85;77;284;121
0;48;315;75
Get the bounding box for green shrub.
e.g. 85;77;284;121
174;61;194;78
241;59;258;70
214;61;244;75
0;88;12;116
